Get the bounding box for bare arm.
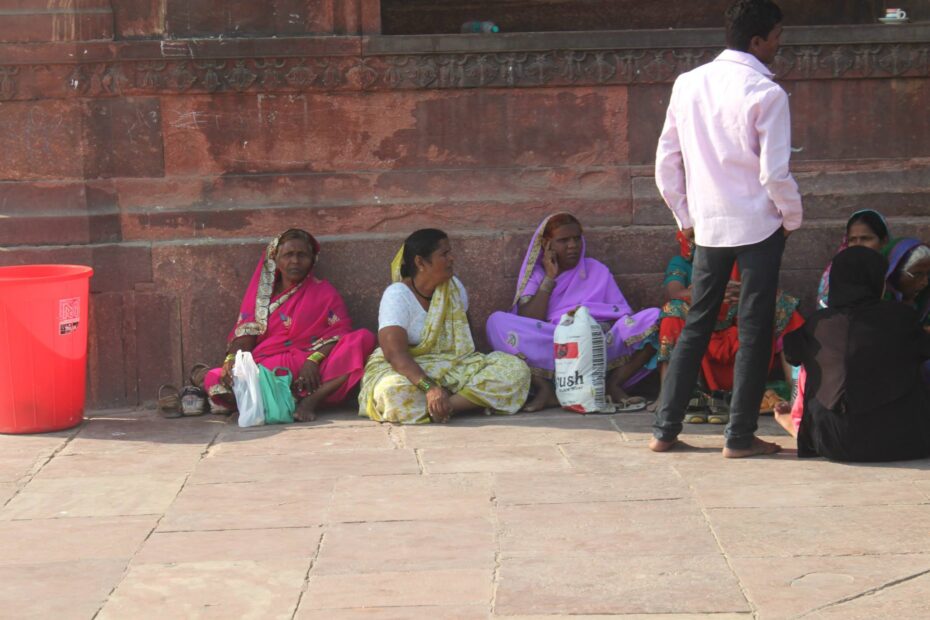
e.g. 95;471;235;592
665;280;691;303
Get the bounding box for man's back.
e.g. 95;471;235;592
656;49;801;248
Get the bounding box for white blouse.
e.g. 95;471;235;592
378;277;469;345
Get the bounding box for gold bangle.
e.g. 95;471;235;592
224;353;236;363
307;351;326;364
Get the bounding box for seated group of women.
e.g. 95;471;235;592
772;210;930;462
203;210;930;463
204;214;656;424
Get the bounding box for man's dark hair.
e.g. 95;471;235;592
725;0;783;52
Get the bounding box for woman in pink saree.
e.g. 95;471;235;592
204;229;376;422
486;213;661;412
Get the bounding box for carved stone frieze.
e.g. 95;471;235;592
0;42;927;100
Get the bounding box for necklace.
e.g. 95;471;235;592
410;279;433;301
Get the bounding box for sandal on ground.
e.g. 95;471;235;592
707;391;730;425
189;363;211;390
209;397;234;415
180;385;208;416
157;384;183;419
609;395;647;413
685;391;709;424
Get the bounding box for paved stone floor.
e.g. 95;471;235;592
1;407;929;619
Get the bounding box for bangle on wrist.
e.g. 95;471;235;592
416;377;436;392
307;351;326;364
539;277;555;293
224;353;236;364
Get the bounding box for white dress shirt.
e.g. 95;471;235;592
655;49;803;248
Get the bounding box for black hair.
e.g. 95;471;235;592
846;211;889;242
725;0;783;52
400;228;448;278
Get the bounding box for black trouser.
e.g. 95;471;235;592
653;229;786;450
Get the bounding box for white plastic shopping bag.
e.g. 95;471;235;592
232;350;265;428
553;305;608;413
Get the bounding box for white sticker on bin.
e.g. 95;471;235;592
59;297;80;335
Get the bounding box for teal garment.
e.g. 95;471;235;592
663;255;692;287
258;366;296;424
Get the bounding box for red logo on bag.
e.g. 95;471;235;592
554;342;579;359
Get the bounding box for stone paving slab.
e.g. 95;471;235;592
495;553;749;615
0;515;156;565
314;518;495;574
729;553;930;619
303;568;492;610
1;406;929;618
420;444;572;474
0;559;130;620
1;474;187;519
492;470;687;505
189;448;420;484
133;527;322;564
708;504;930;558
328;473;494;522
213;424;398;455
98;559;309;619
499;498;720;558
297;605;491;619
158;478;334;532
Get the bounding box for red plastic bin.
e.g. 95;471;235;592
0;265;93;434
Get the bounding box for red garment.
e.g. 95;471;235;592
659;311;804;391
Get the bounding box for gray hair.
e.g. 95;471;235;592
903;244;930;275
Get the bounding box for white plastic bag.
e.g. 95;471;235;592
553;305;607;413
232;350;265;428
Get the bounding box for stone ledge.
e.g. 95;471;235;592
0;25;927;101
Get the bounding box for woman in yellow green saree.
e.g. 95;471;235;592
359;229;531;424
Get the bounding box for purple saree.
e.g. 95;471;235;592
486;214;660;387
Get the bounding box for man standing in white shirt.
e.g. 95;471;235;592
651;0;802;458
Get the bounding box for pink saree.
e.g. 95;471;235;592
486;214;660;385
205;235;376;408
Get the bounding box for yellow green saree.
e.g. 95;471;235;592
359;250;530;424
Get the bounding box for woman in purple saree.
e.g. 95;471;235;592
486;213;661;411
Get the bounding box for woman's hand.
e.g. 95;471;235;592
724;280;741;304
297;358;323;394
426;385;452;423
220;356;235;388
542;240;560;280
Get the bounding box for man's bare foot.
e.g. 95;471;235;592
722;437;781;459
523;376;558;412
649;437;679;452
293;398;317;422
773;401;797;438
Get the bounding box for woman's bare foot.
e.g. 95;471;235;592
722;437;781;459
293;397;317;422
523;376;558;412
773;401;797;438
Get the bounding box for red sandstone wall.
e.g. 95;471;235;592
1;4;928;409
